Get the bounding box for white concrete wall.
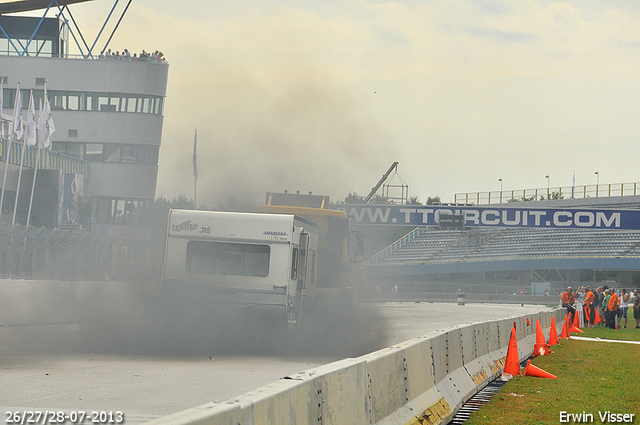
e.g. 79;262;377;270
146;308;565;425
0;278;563;425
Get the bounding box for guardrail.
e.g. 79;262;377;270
0;52;168;64
146;308;565;425
365;227;424;265
0;137;89;177
455;182;640;205
0;223;161;282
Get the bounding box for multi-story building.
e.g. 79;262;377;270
0;3;168;240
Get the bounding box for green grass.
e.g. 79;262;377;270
466;311;640;425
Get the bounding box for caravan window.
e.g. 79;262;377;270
186;241;270;277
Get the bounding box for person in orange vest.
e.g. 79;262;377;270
606;288;619;329
583;286;595;327
561;286;576;323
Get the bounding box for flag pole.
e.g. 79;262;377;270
0;79;11;224
27;95;44;227
2;82;22;225
13;88;34;226
26;140;41;227
193;129;197;209
12;126;26;226
0;129;12;225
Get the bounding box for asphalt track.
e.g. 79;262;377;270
1;302;551;423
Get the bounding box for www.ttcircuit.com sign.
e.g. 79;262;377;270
336;205;640;230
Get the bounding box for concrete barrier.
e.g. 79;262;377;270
2;279;565;425
362;291;560;305
146;308;566;425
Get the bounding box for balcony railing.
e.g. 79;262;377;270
0;51;167;64
0;137;88;177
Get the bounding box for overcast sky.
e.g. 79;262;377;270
27;0;640;206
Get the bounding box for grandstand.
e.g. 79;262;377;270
363;224;640;294
367;227;640;266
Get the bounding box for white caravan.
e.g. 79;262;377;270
161;209;318;327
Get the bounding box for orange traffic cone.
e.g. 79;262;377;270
560;317;570;339
502;327;521;377
569;310;583;333
594;307;602;325
549;316;559;346
534;319;549;356
527;318;530;327
523;360;557;379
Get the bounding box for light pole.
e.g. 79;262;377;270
595;171;599;197
545;175;550;199
498;178;503;203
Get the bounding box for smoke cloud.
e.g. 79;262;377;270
160;66;397;207
2;283;389;359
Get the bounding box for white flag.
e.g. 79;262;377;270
13;83;23;139
38;98;43;144
43;97;55;151
26;90;37;146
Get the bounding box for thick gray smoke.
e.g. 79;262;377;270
158;67;399;207
2;282;389;359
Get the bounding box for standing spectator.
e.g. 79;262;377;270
633;289;640;329
606;288;619;329
594;286;604;326
584;286;595;327
602;288;611;327
619;289;630;328
561;286;576;323
577;286;586;304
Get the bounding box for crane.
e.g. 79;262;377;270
363;162;399;204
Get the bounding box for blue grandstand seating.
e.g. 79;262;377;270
366;227;640;266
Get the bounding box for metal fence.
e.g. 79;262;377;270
0;137;89;177
0;223;162;282
454;182;640;205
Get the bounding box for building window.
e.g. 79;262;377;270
51;142;159;164
85;143;103;161
0;38;52;56
103;144;121;162
93;198;150;225
2;89;163;115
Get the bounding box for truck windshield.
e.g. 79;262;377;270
186;241;270;277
